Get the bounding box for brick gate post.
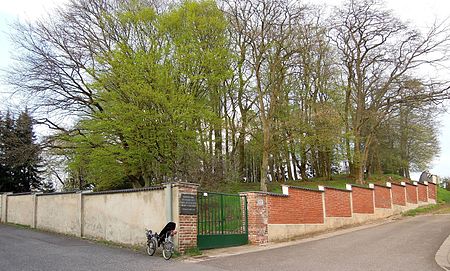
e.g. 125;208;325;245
240;192;269;245
171;182;199;254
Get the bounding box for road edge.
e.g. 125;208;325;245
436;232;450;271
186;216;404;262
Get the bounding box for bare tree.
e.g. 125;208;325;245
223;0;306;191
7;0;166;131
330;0;450;183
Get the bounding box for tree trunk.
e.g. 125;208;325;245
290;148;299;181
353;135;364;184
260;118;270;192
238;111;247;180
286;148;294;181
299;142;308;181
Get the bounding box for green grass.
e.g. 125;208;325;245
437;187;450;203
200;174;408;194
5;222;31;229
403;188;450;217
184;246;202;256
402;204;441;216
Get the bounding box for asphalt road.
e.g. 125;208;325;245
0;224;215;271
1;214;450;271
199;214;450;271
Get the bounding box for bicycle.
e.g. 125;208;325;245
145;222;176;260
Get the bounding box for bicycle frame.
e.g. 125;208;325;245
145;222;177;260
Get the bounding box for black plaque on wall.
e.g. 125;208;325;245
180;193;197;215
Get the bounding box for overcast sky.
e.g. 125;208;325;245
0;0;449;180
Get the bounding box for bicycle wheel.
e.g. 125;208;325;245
162;240;174;260
146;238;157;256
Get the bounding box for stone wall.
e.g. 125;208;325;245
1;183;199;254
246;181;438;244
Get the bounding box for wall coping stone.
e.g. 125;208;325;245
84;186;164;196
373;184;390;189
323;186;351;192
286;185;324;193
405;182;418;186
241;191;288;197
36;191;79;197
351;184;374;190
391;182;406;187
8;192;34;196
417;182;428;187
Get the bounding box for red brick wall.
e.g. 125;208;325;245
267;188;324;224
244;182;438;245
324;188;352;217
374;185;392;209
178;215;197;253
245;192;268;244
406;183;418;204
428;183;437;200
351;186;374;214
417;183;428;202
391;184;406;206
176;183;198;253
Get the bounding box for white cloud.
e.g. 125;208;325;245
0;0;66;20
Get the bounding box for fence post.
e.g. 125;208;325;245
1;192;12;223
413;181;419;204
79;191;84;238
0;194;3;223
318;186;326;219
386;182;393;209
164;183;173;223
32;193;40;229
346;184;354;216
401;182;407;205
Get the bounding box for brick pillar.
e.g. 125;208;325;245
428;182;437;201
241;192;268;245
391;182;406;206
172;182;199;254
417;182;428;202
374;184;392;209
405;182;418;204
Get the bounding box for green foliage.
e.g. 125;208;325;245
0;110;44;192
10;0;445;190
184;246;202;256
437;187;450;204
402;204;440;217
402;188;450;216
376;105;440;177
64;0;232;190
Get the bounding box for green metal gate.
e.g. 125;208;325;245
197;192;248;250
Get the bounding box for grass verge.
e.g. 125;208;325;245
403;187;450;217
183;246;202;257
402;204;442;216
